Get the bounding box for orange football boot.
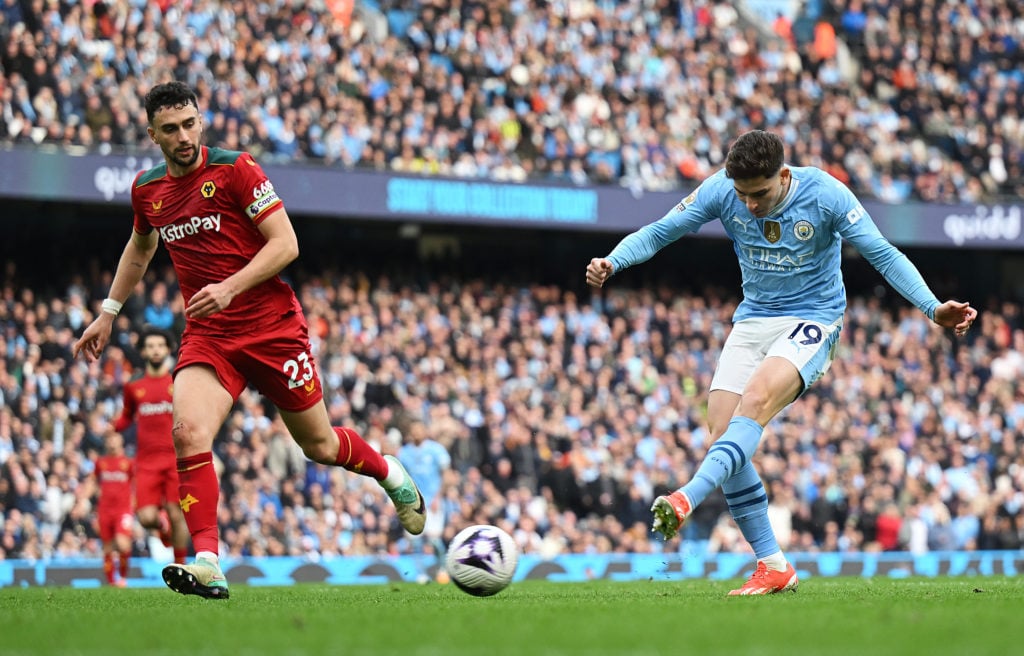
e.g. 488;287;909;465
728;561;799;596
650;490;693;540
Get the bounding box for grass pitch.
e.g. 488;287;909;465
3;577;1022;655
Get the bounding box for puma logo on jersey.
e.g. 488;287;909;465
730;215;752;232
159;213;222;243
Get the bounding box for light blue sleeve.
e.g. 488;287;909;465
606;182;719;275
432;441;452;469
830;185;940;321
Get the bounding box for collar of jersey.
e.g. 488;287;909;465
766;175;800;219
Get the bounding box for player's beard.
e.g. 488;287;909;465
166;143;200;169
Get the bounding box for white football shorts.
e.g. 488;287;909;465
710;316;842;395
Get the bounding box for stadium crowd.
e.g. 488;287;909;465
0;0;1021;203
1;258;1023;564
1;0;1022;565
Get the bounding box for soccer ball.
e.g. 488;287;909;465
445;524;519;597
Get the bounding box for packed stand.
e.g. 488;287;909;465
0;0;1021;203
1;262;1023;564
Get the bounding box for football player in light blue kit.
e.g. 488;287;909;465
585;130;977;595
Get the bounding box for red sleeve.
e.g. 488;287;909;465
114;381;136;432
232;152;283;226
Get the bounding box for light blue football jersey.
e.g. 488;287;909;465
606;166;939;324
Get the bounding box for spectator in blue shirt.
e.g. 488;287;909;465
142;281;174;330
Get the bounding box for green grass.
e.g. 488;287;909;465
3;577;1022;655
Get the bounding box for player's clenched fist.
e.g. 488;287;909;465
586;258;614;288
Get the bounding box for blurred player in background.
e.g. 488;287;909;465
73;81;426;600
586;130;977;595
114;327;189;565
398;419;451;538
93;431;134;587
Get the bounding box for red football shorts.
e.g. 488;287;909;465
176;311;323;412
134;463;180;509
98;510;134;542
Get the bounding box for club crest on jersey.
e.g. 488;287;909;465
201;180;217;198
762;220;782;243
151;199;163;213
794;220;814;241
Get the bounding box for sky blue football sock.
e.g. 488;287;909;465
723;462;779;559
681;416;764;507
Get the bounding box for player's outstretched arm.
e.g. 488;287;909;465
586;258;614;288
933;300;978;337
72;231;158;361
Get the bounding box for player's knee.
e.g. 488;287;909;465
737;388;773;421
298;439;333;465
171;420;207;454
136;506;157;527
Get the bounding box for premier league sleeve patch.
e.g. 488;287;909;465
246;180;281;219
674;187;700;212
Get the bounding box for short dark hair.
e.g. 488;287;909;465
144;82;199;124
725;130;785;180
139;326;175;351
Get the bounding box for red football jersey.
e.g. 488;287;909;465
95;454;134;513
130;146;302;334
114;373;175;466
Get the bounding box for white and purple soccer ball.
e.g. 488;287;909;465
445;524;519;597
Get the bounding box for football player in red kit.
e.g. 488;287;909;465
115;327;189;564
74;81;426;600
94;432;134;587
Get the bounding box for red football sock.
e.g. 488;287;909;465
333;427;387;479
176;452;220;555
103;552;115;584
119;551;130;580
173;547;188;565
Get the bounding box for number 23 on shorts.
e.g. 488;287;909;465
282;351;315;390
